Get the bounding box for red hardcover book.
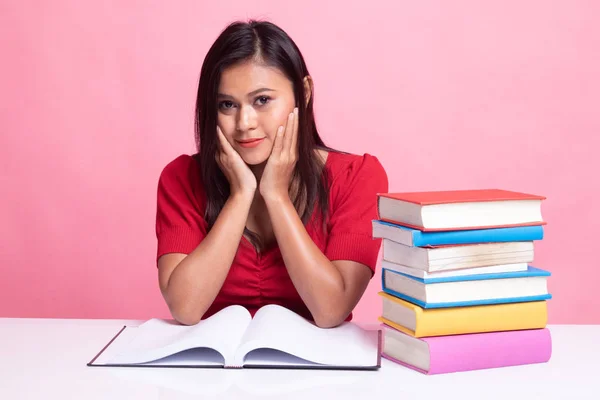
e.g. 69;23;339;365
377;189;546;232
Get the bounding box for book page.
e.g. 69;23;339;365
106;305;251;366
233;305;379;368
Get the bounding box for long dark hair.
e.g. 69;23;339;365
194;20;336;250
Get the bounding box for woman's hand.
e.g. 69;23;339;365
216;126;257;198
259;108;299;202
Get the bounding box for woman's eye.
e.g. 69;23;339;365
255;96;270;106
219;101;235;110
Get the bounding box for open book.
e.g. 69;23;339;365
88;304;381;370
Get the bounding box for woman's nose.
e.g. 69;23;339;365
236;105;258;132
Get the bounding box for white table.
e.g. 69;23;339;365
1;318;599;399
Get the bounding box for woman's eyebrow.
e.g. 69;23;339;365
217;88;275;99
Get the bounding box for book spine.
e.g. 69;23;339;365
412;225;544;247
426;328;552;374
394;265;550;284
379;219;546;232
416;301;548;337
382;285;552;308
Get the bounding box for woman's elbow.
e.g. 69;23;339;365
313;311;347;329
174;312;202;326
168;301;205;326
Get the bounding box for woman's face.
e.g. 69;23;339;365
217;61;296;165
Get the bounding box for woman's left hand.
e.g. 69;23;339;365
259;107;299;202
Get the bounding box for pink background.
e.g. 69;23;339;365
1;1;598;323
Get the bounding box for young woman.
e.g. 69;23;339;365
156;20;388;328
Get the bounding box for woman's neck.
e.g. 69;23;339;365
248;161;297;208
248;162;268;207
249;162;266;182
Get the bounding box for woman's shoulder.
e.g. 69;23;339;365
325;150;388;185
160;154;197;176
159;153;202;181
158;153;204;194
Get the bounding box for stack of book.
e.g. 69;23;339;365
372;189;552;375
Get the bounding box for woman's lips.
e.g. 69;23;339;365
237;138;265;148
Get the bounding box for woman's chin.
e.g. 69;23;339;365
240;153;269;166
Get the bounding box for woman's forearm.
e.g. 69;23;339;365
264;195;349;328
164;192;253;324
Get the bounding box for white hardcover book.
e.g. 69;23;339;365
88;304;381;370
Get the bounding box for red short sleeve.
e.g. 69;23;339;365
324;153;389;275
155;155;208;262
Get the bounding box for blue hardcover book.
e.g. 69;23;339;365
381;265;552;309
372;220;544;247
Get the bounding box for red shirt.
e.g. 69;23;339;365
155;151;388;321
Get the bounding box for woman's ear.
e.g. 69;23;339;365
303;76;313;107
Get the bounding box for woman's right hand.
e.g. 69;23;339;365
216;126;257;198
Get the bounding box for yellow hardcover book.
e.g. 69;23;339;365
377;291;548;337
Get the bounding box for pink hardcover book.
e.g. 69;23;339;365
382;324;552;374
